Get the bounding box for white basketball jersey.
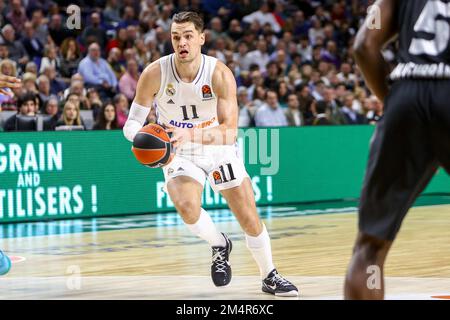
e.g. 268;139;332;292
155;54;219;130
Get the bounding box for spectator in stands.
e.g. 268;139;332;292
134;38;151;68
78;42;118;100
365;95;384;125
3;91;36;131
66;91;88;111
42;96;60;131
285;94;304;126
54;100;85;130
21;21;44;59
6;0;27;34
93;103;118;130
297;35;312;62
237;86;256;128
48;14;76;46
277;81;291;108
60;38;81;79
25;61;38;75
296;84;314;122
37;74;51;106
114;93;129;128
233;41;252;72
0;58;16;77
227;19;243;42
337;62;357;85
264;61;280;91
247;69;264;102
0;43;9;60
63;73;86;98
246;39;270;73
323;87;347;125
107;47;126;80
42;65;66;96
30;9;49;45
81;12;108;49
311;100;330;126
119;58;139;101
103;0;121;26
341;93;367;125
117;6;139;29
22;72;38;94
254;90;288;127
0;24;29;67
243;1;281;34
39;44;60;74
156;5;172;32
86;87;103;111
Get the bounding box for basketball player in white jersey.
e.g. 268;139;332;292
123;12;298;297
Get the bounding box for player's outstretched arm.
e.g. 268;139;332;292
123;61;161;142
0;74;22;95
354;0;399;101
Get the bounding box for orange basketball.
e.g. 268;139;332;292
132;124;173;168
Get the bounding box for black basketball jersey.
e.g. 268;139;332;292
391;0;450;80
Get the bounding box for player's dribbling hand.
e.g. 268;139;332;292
165;124;193;148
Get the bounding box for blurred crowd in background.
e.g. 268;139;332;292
0;0;388;132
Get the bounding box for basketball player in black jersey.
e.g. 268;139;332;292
345;0;450;299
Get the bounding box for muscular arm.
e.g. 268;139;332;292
122;61;161;142
354;0;399;101
195;61;238;145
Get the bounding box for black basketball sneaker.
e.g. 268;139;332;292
211;233;232;287
262;269;298;297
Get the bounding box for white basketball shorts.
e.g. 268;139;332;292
162;142;249;193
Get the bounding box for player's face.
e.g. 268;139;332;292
171;22;205;63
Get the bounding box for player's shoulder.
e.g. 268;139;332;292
211;59;236;95
141;58;163;77
213;59;232;75
138;57;166;89
212;59;234;83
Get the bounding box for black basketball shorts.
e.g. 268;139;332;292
359;80;450;241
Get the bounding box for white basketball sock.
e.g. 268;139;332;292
185;208;226;247
246;223;276;279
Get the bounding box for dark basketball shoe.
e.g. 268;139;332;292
211;233;232;287
262;269;298;297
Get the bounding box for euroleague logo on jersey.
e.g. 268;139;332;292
213;171;223;184
202;85;212;100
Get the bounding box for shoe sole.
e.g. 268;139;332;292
262;287;299;297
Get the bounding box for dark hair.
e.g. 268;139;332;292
171;11;204;32
95;103;118;130
265;89;278;100
316;101;328;114
17;92;36;109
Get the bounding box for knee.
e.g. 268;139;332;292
172;198;200;223
353;234;390;264
241;216;262;236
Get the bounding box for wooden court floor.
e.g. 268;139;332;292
1;202;450;300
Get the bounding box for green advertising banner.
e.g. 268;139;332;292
0;127;448;223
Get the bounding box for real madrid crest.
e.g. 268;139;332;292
166;83;176;96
